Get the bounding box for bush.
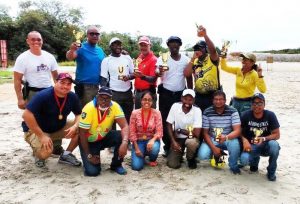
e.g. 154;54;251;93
59;61;76;66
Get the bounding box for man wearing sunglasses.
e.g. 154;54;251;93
66;26;105;107
240;93;280;181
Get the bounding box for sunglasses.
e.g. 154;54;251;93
142;98;153;102
29;38;42;42
89;32;100;36
98;96;111;102
252;102;264;106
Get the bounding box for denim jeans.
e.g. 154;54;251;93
131;140;160;171
198;137;240;171
240;140;280;175
79;130;123;176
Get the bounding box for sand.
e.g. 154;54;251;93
0;62;300;204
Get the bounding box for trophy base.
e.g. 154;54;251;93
187;136;193;139
75;43;82;47
118;76;125;80
134;68;139;73
161;66;169;71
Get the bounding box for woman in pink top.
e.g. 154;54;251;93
129;91;163;171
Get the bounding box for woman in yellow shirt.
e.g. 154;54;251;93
220;53;266;115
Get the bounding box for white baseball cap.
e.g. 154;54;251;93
109;37;121;46
182;89;195;98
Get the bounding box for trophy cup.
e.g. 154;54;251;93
195;23;204;37
187;125;193;139
252;128;263;144
220;40;231;57
118;66;125;80
213;128;223;142
159;51;169;71
73;30;84;47
133;58;141;73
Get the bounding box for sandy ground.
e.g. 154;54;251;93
0;62;300;204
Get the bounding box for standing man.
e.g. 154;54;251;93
66;26;106;107
240;93;280;181
156;36;193;156
166;89;202;169
78;87;129;176
133;36;158;109
198;91;241;174
184;25;220;112
13;31;63;156
100;37;134;126
22;73;82;168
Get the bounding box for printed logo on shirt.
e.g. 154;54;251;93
81;112;87;119
37;64;50;72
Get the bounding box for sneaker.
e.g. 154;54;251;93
231;168;241;175
148;161;158;167
52;146;64;158
35;157;45;168
58;152;82;167
250;166;258;172
188;159;197;169
267;173;276;181
111;166;127;175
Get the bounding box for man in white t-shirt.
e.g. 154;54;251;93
156;36;193;156
13;31;62;155
166;89;202;169
100;37;134;125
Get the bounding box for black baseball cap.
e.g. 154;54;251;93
193;40;207;51
166;36;182;46
252;93;265;102
98;86;112;97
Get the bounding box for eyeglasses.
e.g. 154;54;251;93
89;32;100;36
29;38;42;42
252;102;264;106
142;98;153;102
98;97;111;102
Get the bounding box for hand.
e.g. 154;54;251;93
257;64;263;77
171;141;182;152
197;25;206;37
218;134;226;144
192;51;201;60
64;125;77;139
122;75;131;82
146;138;155;152
212;147;222;158
70;42;80;51
243;139;252;152
134;146;143;157
88;155;100;165
118;142;128;159
17;98;26;109
133;70;143;78
40;135;53;152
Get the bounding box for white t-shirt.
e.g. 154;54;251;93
166;102;202;139
156;54;189;92
13;50;58;88
100;54;134;92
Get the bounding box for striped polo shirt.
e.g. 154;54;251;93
202;105;240;138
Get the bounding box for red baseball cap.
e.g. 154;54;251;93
56;73;74;83
138;36;151;45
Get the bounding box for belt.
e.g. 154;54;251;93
28;87;48;92
135;88;149;92
111;88;131;93
161;86;183;96
233;96;252;101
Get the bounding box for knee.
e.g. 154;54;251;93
197;145;211;160
84;167;101;177
167;160;181;169
132;162;144;171
36;147;53;160
268;140;280;155
185;139;199;151
151;141;160;154
240;152;250;166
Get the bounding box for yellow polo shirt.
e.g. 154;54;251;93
79;99;124;142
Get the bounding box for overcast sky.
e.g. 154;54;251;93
2;0;300;52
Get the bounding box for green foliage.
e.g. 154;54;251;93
0;70;13;84
258;48;300;54
59;61;76;66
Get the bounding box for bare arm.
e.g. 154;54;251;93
116;117;129;158
265;128;280;141
14;72;26;109
51;70;58;84
66;43;79;60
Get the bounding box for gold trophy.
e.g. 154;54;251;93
252;128;263;144
214;128;223;142
220;40;231;57
133;58;141;73
73;30;84;47
159;51;169;71
118;66;125;80
196;23;204;37
187;125;193;139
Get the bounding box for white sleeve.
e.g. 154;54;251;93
193;107;202;128
13;55;25;74
100;58;109;79
166;104;176;124
50;54;58;71
127;56;134;74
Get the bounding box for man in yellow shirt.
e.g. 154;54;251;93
78;86;129;176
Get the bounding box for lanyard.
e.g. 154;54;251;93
54;92;67;120
97;108;109;125
141;109;152;133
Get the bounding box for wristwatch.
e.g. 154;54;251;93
87;154;92;159
262;137;267;142
177;128;181;133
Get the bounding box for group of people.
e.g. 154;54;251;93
12;25;280;181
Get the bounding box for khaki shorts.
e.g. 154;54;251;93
24;121;74;154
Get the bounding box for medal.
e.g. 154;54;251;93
58;114;63;120
96;107;109;135
54;91;67;121
141;109;152;140
96;126;102;133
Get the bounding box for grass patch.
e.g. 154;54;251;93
0;70;13;84
59;61;76;66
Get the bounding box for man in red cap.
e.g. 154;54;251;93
23;73;82;168
133;36;158;109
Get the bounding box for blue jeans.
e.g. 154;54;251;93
79;130;123;176
198;137;241;172
131;140;160;171
240;140;280;175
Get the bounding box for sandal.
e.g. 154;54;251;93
148;161;158;167
35;158;45;168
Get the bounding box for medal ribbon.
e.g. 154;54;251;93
97;107;109;125
54;92;67;117
141;109;152;136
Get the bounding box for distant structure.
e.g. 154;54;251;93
0;40;7;69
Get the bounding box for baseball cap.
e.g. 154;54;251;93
182;89;195;98
193;40;207;51
252;93;265;102
98;86;112;97
240;53;256;63
109;37;122;46
138;36;151;45
56;73;74;83
166;36;182;46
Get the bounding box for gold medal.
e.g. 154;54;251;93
97;126;102;133
58;114;63;120
143;135;147;140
